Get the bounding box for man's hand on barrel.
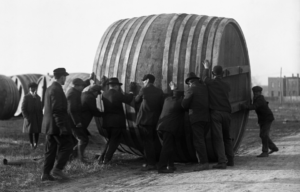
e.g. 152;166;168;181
169;81;177;90
89;72;95;80
202;60;211;69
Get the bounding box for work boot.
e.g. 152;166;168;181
141;164;156;171
257;152;269;157
194;163;209;171
51;168;70;180
41;173;56;181
269;148;279;154
78;145;88;163
212;163;227;169
158;168;174;174
227;158;234;166
167;165;177;171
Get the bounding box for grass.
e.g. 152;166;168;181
0;101;300;192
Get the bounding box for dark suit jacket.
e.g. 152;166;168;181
102;89;133;128
81;91;103;129
21;93;43;133
66;87;82;129
182;81;210;123
135;84;164;126
157;96;185;134
42;81;71;135
246;95;274;124
203;69;231;113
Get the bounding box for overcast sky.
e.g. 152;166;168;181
0;0;299;85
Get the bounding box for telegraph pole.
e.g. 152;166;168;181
280;67;282;104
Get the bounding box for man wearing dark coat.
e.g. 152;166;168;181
202;60;234;169
135;74;164;171
41;68;73;181
80;84;103;161
100;78;136;164
21;82;43;149
241;86;278;157
157;82;185;173
182;72;210;171
66;78;88;163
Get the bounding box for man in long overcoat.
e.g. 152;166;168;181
135;74;164;171
202;60;234;169
41;68;73;181
157;82;185;173
241;86;278;157
100;78;136;164
21;82;43;149
182;72;210;171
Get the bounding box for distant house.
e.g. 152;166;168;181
268;74;300;97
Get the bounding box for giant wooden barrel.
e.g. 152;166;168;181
0;75;20;120
11;74;42;116
93;14;251;162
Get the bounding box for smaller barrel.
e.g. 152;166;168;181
11;74;42;116
0;75;19;120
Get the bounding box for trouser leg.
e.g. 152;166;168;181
191;121;209;164
222;113;234;160
43;135;58;174
211;111;227;164
29;134;34;145
260;121;276;152
53;135;73;170
34;133;39;144
104;128;122;162
74;128;89;160
139;125;156;166
157;131;174;170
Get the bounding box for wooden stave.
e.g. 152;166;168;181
93;14;251;162
0;75;19;120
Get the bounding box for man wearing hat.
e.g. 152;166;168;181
21;82;43;150
135;74;164;171
157;81;185;173
99;77;137;164
182;72;210;171
41;68;73;181
80;84;104;161
241;86;278;157
66;78;89;163
202;60;233;169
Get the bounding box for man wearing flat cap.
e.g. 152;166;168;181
99;78;137;164
157;81;185;173
21;82;43;150
41;68;73;181
80;84;104;161
66;78;89;163
241;86;278;157
202;60;233;169
182;72;210;171
135;74;164;171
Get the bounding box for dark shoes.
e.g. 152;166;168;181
51;168;70;180
269;148;279;154
212;163;227;169
41;173;56;181
193;163;209;171
227;159;234;166
257;152;269;157
141;165;156;171
158;168;174;174
167;166;177;171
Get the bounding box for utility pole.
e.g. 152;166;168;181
280;67;282;104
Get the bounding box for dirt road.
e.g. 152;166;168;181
42;132;300;192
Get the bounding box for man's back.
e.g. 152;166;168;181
135;84;164;126
66;87;82;128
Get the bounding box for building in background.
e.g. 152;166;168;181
268;74;300;98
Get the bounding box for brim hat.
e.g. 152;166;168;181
28;82;38;88
185;72;200;84
107;77;122;85
142;74;155;82
53;68;69;76
252;86;263;92
72;78;85;86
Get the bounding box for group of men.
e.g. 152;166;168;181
29;60;277;181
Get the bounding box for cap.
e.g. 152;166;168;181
142;74;155;82
28;82;38;88
89;84;102;93
72;78;85;86
212;66;223;76
53;68;69;76
252;86;263;92
185;72;200;84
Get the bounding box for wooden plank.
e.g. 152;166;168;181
172;14;192;87
212;18;228;67
230;100;248;113
161;14;178;93
223;65;250;77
